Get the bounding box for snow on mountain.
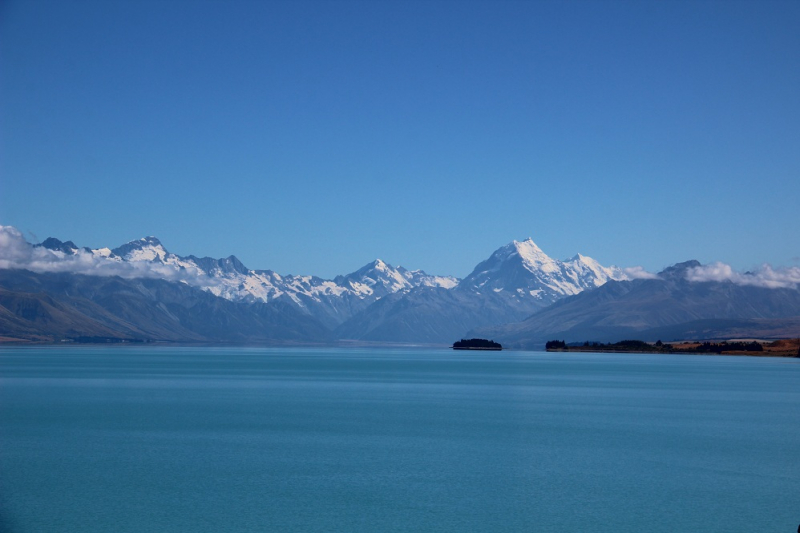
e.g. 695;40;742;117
334;259;412;297
458;238;627;304
91;247;115;259
21;232;620;333
32;234;620;317
334;239;629;344
562;252;628;288
333;259;458;298
403;268;459;289
93;236;458;326
474;259;800;349
111;236;167;261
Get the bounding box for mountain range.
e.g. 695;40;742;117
0;268;330;344
334;239;627;343
1;226;798;345
474;260;800;348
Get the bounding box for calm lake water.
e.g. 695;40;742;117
1;346;798;532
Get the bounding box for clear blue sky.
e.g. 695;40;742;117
2;0;798;278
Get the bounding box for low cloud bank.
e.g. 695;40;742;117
686;262;800;289
0;226;217;286
623;266;660;280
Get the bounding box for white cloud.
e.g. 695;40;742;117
0;225;218;287
623;266;659;280
686;262;800;289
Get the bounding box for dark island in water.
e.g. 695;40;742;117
452;338;502;351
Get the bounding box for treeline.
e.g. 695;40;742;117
545;340;567;350
680;341;763;353
545;339;766;354
545;339;662;352
453;338;502;349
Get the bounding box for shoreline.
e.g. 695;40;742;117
546;338;800;358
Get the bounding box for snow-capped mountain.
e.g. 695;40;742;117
334;259;458;298
5;226;797;345
31;234;626;338
335;239;630;343
458;238;628;303
38;235;458;328
473;260;800;348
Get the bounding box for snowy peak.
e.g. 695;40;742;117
493;238;541;259
515;238;560;274
466;238;554;279
514;238;547;260
13;228;623;327
371;258;389;271
402;269;459;289
110;235;251;277
360;259;397;280
335;259;413;296
563;253;627;287
483;238;558;273
460;238;628;304
333;259;459;298
111;236;168;261
91;247;116;259
140;236;162;246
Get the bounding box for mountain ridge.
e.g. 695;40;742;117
331;238;631;343
5;225;797;345
17;229;623;334
472;260;800;348
32;232;460;328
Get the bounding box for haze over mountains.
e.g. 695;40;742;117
1;225;798;346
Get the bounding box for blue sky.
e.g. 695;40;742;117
2;0;798;278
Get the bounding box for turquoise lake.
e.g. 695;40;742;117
1;346;798;532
